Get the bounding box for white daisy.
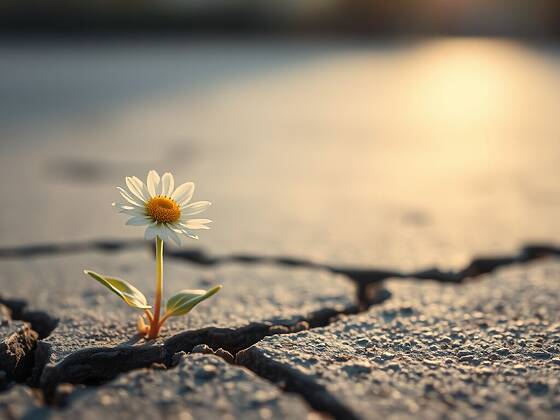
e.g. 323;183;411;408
113;170;211;245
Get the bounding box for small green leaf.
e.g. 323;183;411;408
84;270;151;309
165;285;222;317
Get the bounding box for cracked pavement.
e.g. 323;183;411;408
2;353;314;420
238;261;560;419
1;38;560;419
2;255;559;419
0;249;355;393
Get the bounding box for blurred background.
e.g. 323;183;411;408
1;0;560;36
1;1;560;270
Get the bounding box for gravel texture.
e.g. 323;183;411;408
238;261;560;419
0;249;354;390
0;353;314;419
46;353;313;420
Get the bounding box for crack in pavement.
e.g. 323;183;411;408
236;346;359;420
1;241;559;418
235;262;560;420
35;300;374;403
0;312;38;390
2;282;389;412
0;299;59;340
1;240;558;307
0;299;58;394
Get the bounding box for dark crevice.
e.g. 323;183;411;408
38;343;168;402
0;299;58;397
0;298;59;340
163;297;377;358
236;347;359;420
1;240;558;308
168;243;560;288
37;322;275;400
36;296;382;404
0;240;146;259
31;280;390;407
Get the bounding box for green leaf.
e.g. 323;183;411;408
84;270;151;309
165;285;222;317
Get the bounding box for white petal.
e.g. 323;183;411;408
171;182;194;206
180;225;209;231
182;201;211;216
119;208;146;217
126;216;151;226
147;170;160;198
185;218;211;224
113;202;135;210
132;176;150;198
117;187;143;207
160;172;175;197
126;176;148;202
144;225;158;241
114;201;146;217
183;219;212;229
176;226;199;240
185;231;199;240
183;224;210;231
162;225;181;246
155;225;171;243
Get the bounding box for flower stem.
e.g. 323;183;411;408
144;309;154;323
148;236;164;339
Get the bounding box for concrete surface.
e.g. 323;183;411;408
238;260;560;419
0;249;354;389
52;353;313;420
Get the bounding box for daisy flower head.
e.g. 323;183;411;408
86;170;220;340
113;170;211;245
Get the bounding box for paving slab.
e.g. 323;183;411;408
0;249;354;389
1;39;560;270
238;260;560;419
45;352;313;420
0;304;38;386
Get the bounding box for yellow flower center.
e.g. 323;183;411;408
146;196;181;223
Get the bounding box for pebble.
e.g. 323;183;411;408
530;351;552;360
496;348;510;356
195;364;218;380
